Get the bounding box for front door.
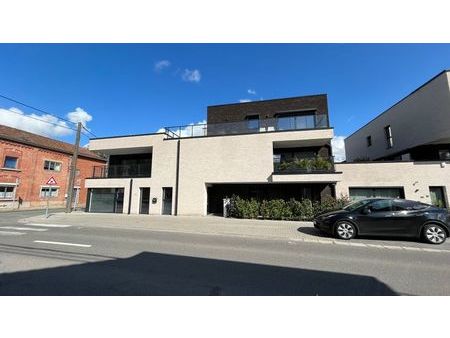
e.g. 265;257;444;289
139;187;150;214
162;187;173;215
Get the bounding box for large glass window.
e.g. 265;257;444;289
88;188;124;213
276;112;316;131
0;185;14;199
3;156;18;169
44;160;62;172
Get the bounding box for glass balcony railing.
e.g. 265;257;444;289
91;164;151;178
164;114;329;138
273;156;335;174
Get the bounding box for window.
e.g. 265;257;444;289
3;156;18;169
0;185;14;199
366;136;372;147
276;112;316;130
40;186;59;198
384;125;393;149
44;160;62;171
368;199;393;212
246;115;260;130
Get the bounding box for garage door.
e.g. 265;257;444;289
349;187;405;201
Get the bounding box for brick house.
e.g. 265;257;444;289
0;124;106;210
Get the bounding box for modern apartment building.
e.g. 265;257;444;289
345;70;450;162
0;124;106;210
86;95;341;215
85;90;450;215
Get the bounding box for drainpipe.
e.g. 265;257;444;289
174;139;181;216
128;179;133;214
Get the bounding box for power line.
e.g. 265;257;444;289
0;93;96;138
0;93;75;126
2;107;92;138
82;125;98;138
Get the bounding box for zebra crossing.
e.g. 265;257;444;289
0;223;72;237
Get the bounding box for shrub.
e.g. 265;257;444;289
230;195;350;221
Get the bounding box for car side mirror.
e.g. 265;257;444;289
361;206;371;215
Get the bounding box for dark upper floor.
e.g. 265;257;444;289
207;94;329;125
164;95;331;139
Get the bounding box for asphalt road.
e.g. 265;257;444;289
0;210;449;295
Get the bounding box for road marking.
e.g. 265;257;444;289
383;245;403;250
0;226;47;232
33;240;91;248
26;223;72;228
0;230;26;236
402;246;422;252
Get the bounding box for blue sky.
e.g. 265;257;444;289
1;44;450;158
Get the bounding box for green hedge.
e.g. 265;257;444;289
229;195;350;221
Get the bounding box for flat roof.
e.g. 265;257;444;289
207;94;327;108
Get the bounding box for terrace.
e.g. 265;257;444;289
164;113;329;139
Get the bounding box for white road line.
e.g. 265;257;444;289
0;230;26;236
33;240;91;248
0;226;47;232
26;223;72;228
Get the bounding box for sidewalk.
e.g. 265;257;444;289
20;212;321;241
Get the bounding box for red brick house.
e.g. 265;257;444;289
0;124;106;210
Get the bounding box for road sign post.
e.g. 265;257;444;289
45;176;57;218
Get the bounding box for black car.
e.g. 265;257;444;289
313;198;450;244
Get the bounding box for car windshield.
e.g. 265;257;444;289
343;200;371;212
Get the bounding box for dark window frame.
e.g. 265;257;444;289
384;125;393;149
366;135;372;147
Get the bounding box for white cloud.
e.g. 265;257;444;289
181;69;201;83
247;89;256;95
154;60;171;72
239;99;252;103
67;107;93;127
0;107;73;137
0;106;93;138
331;135;346;162
157;120;207;137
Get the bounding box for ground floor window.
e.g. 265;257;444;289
87;188;124;213
429;186;447;208
0;185;15;199
40;186;59;198
349;187;404;201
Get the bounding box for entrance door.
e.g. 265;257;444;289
72;187;80;209
430;186;447;208
139;187;150;214
162;187;173;215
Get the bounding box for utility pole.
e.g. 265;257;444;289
66;122;82;213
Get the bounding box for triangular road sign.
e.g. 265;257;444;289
46;176;58;185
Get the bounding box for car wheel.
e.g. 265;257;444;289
423;224;447;245
335;221;356;240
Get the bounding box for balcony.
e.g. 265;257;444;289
273;156;336;174
164;114;329;139
91;164;151;178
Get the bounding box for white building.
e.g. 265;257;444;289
85;92;450;215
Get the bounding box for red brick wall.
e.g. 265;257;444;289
0;139;105;209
